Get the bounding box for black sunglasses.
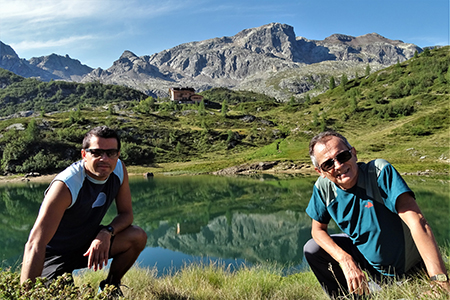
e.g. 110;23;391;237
85;148;119;158
319;149;353;171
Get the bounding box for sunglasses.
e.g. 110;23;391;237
85;148;119;158
319;149;353;171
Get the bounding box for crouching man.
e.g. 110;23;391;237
304;130;449;298
21;126;147;296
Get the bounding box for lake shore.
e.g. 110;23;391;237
0;158;446;185
0;159;319;184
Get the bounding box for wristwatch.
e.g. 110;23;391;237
430;274;448;282
103;225;115;236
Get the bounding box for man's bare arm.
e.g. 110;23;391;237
396;192;449;293
21;181;71;283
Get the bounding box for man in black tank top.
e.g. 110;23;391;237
21;126;147;296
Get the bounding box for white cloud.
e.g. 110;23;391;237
0;0;199;23
0;0;202;40
1;0;101;22
10;35;97;52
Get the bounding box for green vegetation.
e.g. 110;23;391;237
2;246;449;299
0;46;448;176
0;68;146;116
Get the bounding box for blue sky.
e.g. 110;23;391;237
1;0;448;69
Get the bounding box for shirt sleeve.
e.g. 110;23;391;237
377;162;414;214
306;184;332;224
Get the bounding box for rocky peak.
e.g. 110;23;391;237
0;41;19;59
1;41;94;82
119;50;139;60
28;53;93;81
108;50;140;72
232;23;299;60
0;41;50;80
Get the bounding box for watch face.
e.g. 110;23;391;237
436;274;448;281
432;274;448;281
106;225;114;234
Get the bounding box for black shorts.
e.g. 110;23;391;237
41;226;115;281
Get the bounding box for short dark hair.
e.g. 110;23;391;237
82;126;121;150
309;130;352;168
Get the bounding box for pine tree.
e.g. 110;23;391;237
198;99;206;116
329;76;336;90
365;65;371;76
221;99;228;117
341;74;348;88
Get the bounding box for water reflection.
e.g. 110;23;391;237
0;175;448;276
127;175;319;274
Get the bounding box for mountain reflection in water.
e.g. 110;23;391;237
0;174;448;276
129;174;318;275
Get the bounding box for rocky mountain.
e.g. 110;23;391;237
28;53;93;81
82;23;421;99
147;211;312;266
0;41;52;81
0;41;93;81
1;23;422;100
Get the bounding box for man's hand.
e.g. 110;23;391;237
83;230;111;271
431;280;450;295
339;256;370;295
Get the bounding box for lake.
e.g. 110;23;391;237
1;174;448;276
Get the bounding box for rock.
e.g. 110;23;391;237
24;172;41;178
213;161;280;175
6;123;26;130
144;172;154;178
240;115;256;122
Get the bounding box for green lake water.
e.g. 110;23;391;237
1;174;448;275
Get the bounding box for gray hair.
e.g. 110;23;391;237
309;130;352;168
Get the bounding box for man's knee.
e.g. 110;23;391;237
113;225;147;253
134;226;147;250
127;225;147;250
303;238;320;259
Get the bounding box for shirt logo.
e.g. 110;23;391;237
92;192;107;208
365;201;374;208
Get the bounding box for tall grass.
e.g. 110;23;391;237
3;250;449;299
70;247;449;300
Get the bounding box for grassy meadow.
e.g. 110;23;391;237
2;246;449;299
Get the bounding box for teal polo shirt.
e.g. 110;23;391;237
306;159;421;276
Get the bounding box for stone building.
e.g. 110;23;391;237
169;87;204;104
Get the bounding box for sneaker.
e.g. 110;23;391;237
98;280;125;299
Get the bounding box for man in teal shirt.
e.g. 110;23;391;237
304;130;449;298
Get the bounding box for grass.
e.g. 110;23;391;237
4;246;448;299
78;250;450;300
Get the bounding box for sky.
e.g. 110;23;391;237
1;0;449;69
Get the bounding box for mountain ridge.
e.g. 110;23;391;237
1;23;422;99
